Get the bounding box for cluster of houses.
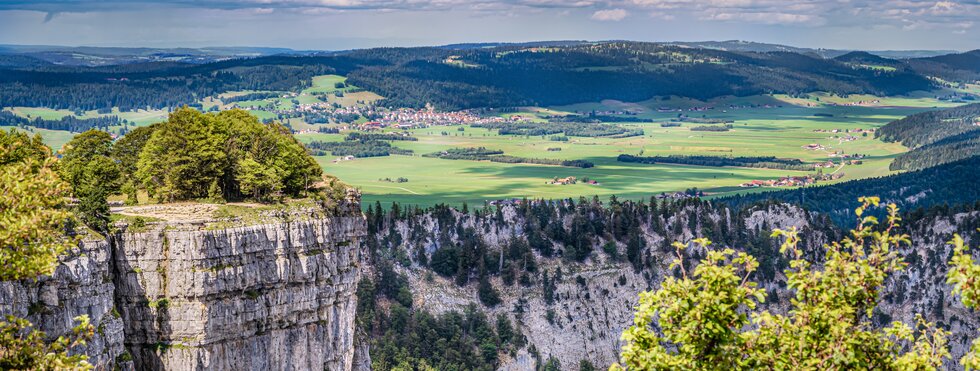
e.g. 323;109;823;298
331;156;356;163
655;192;696;200
802;143;827;151
548;176;600;185
550;176;578;185
740;172;845;188
356;108;526;130
828;151;865;160
570;109;639;115
656;103;781;113
827;99;882;107
813;128;875;134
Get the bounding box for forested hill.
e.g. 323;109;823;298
715;155;980;226
0;55;376;111
0;41;941;111
343;42;934;109
832;51;901;67
875;103;980;170
906;49;980;82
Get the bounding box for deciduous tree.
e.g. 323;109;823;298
615;198;950;370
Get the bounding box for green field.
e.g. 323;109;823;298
297;97;941;207
0;125;78;150
4;80;968;208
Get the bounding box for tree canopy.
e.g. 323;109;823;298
615;198;952;370
0;129;76;280
59;129;121;233
134;107;322;203
0;128;94;369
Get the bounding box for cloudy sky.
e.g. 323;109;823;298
0;0;977;51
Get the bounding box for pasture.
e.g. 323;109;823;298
2;80;964;207
300;96;928;207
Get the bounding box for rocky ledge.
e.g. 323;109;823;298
1;199;366;371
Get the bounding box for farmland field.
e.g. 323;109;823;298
298;95;943;207
3;73;969;208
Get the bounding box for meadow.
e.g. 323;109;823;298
3;73;972;208
298;95;938;207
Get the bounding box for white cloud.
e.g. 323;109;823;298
591;8;628;21
2;0;978;50
705;11;822;25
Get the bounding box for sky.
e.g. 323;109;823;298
0;0;977;51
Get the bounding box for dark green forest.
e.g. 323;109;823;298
0;111;122;132
4;42;976;112
716;155;980;226
876;103;980;170
423;147;595;168
617;154;813;171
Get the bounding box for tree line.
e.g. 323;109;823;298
618;154;813;171
0;110;122;133
716;154;980;226
472;121;643;138
306;139;414;158
424;147;595;168
875;103;980;171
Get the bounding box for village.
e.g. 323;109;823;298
548;176;600;186
655;102;783;113
354;109;524;131
236;95;528;131
739;171;845;188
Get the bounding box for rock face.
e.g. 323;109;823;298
0;212;366;371
368;201;980;369
0;237;130;370
113;216;366;370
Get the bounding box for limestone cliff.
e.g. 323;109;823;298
364;200;980;369
114;215;365;370
1;202;366;371
0;237;130;370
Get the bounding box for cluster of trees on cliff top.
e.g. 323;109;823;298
3;42;979;111
0;107;350;369
120;108;325;203
26;107;340;235
875;103;980;171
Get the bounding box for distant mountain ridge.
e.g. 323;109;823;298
0;41;976;111
0;40;962;67
665;40;958;59
0;44;300;66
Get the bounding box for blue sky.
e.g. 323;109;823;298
0;0;977;51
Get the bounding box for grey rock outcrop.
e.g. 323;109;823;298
113;216;366;370
0;237;130;370
1;210;366;371
372;202;829;369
